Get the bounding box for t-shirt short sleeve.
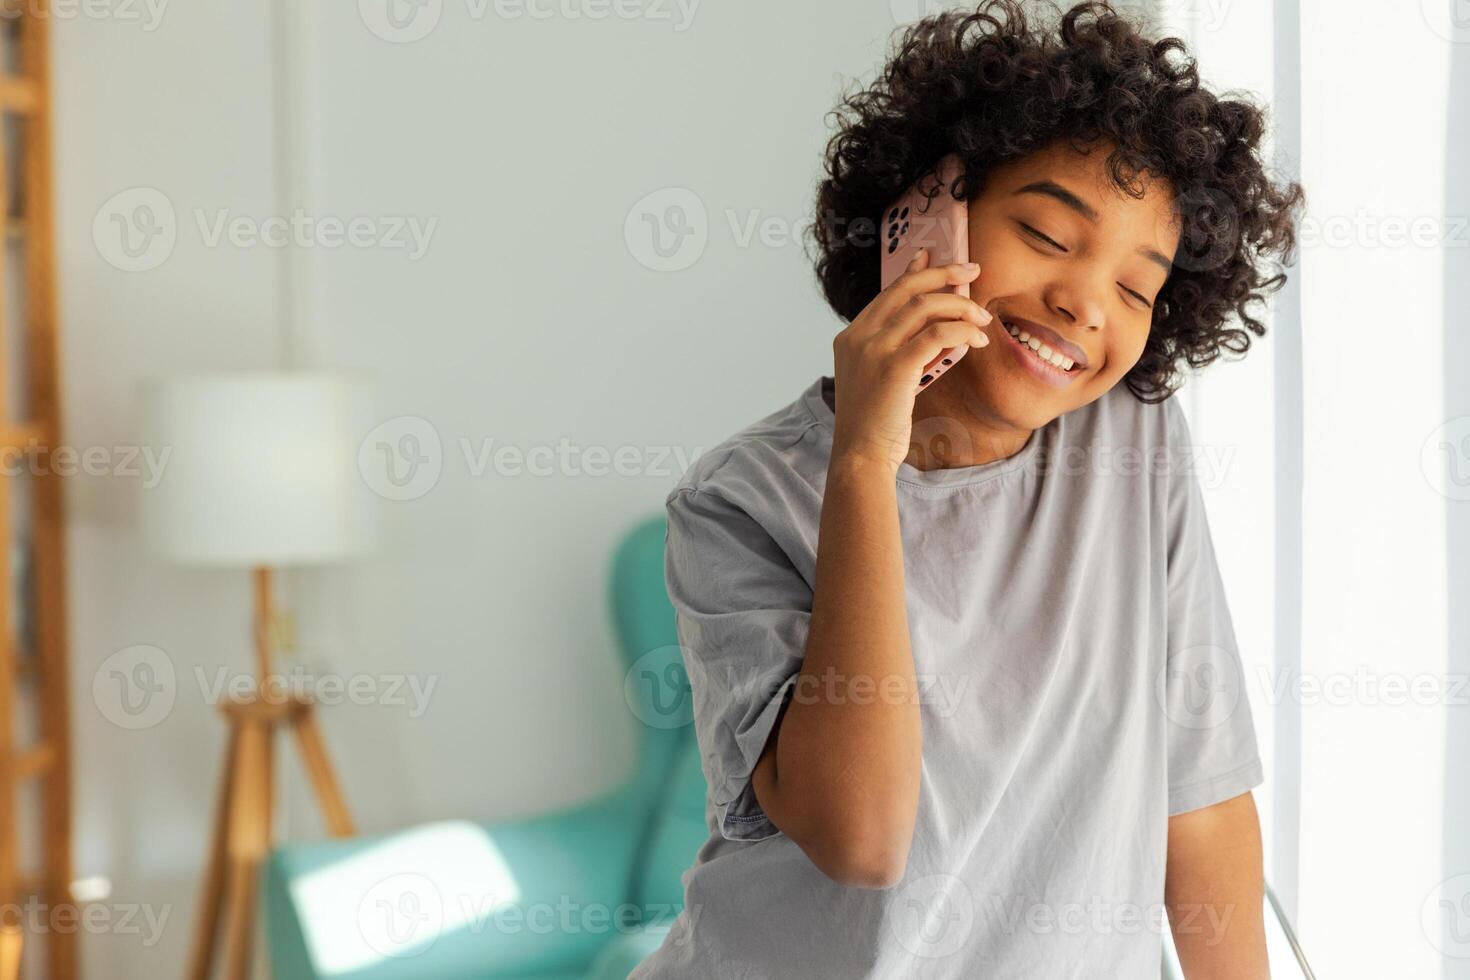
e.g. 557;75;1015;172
664;486;811;841
1162;400;1265;817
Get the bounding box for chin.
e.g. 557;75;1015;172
965;382;1058;431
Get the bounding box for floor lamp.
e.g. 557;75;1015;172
140;373;370;980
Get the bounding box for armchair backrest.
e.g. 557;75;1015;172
608;515;710;911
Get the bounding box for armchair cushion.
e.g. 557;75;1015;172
266;788;646;980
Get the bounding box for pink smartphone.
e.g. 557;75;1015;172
878;153;972;392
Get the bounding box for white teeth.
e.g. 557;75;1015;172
1005;324;1075;372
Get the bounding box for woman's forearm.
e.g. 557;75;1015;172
1165;792;1270;978
752;455;921;888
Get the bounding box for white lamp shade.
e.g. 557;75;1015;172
140;372;372;567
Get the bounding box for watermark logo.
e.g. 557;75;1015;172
1422;873;1470;957
885;872;975;958
359;0;443;42
888;0;955;23
624;645;694;730
1422;415;1470;501
1169;186;1236;274
1157;643;1244;731
1158;0;1233;33
93;188;177;273
908;413;975;471
93;645;176;730
625;187;707;272
358;873;445;958
1422;0;1470;44
359;416;445;501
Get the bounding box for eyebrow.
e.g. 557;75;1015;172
1012;179;1175;275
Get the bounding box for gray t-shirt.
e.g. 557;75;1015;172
630;375;1264;978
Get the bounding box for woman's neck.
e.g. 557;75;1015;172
906;375;1033;470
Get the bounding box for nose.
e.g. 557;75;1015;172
1043;276;1106;331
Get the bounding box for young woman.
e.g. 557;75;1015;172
633;2;1303;976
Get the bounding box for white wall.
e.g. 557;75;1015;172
1294;2;1460;977
53;1;946;975
53;4;285;977
1158;0;1288;923
279;0;853;830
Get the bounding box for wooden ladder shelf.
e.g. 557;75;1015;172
0;2;74;978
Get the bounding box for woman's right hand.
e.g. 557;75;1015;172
829;248;992;475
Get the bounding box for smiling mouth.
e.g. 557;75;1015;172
1000;318;1085;374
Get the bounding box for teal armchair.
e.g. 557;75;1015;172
264;515;706;979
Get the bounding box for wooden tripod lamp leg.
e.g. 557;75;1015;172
220;713;274;980
183;567;358;979
292;705;356;838
0;924;20;980
186;725;241;980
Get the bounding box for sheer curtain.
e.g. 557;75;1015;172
1158;1;1470;976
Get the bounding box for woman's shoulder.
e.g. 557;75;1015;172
668;377;831;510
1068;381;1182;452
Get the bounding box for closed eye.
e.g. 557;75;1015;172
1018;221;1066;251
1017;221;1152;310
1120;284;1153;308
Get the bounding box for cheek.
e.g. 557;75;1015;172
967;233;1047;300
1097;324;1152;379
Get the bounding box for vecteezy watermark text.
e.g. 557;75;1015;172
92;645;440;730
357;0;701;43
0;897;171;947
196;665;439;720
93;188;438;272
0;442;169;487
0;0;169;31
357;415;704;502
195;209;436;260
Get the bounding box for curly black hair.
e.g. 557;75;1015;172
808;0;1304;402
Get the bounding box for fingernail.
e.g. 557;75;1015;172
963;262;979;271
